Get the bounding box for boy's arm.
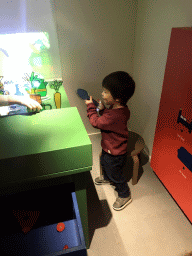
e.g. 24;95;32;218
85;96;115;130
87;103;115;130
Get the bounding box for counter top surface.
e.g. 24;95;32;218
0;108;91;160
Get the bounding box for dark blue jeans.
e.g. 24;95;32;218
100;149;130;198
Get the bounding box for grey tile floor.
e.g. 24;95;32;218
86;133;192;256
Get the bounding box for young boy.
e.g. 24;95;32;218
85;71;135;211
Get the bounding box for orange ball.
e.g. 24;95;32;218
56;222;65;232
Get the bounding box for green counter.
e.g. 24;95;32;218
0;107;92;249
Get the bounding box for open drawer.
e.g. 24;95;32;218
0;184;87;255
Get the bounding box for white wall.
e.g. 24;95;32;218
129;0;192;158
53;0;138;134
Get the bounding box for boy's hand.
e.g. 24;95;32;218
98;99;105;110
85;96;93;105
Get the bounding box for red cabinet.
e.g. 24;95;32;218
151;27;192;223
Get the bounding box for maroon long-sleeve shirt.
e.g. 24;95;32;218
86;102;130;155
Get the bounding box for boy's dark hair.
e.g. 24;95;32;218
102;71;135;106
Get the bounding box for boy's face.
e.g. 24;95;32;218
102;87;117;106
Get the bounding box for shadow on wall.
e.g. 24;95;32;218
129;93;152;136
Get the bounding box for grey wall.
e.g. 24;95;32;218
53;0;138;134
129;0;192;159
54;0;192;159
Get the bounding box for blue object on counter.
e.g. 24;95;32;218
8;105;37;116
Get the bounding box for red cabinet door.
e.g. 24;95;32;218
151;27;192;223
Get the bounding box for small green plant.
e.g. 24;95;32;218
50;80;63;93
